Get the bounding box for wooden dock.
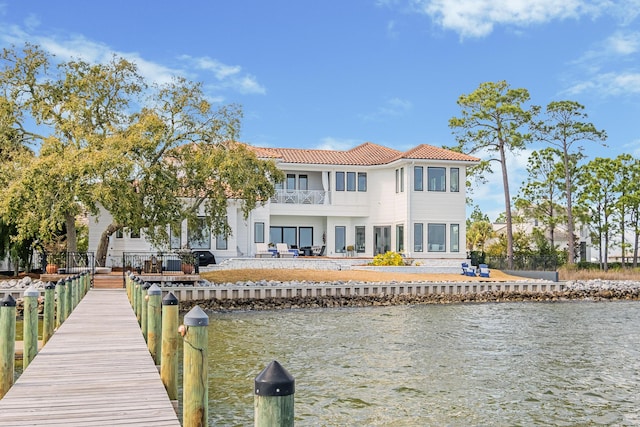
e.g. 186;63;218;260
0;289;180;426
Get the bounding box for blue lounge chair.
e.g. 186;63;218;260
479;264;490;278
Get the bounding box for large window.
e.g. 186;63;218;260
335;226;346;253
270;226;297;247
170;225;181;249
336;172;345;191
358;172;367;191
299;227;313;248
130;228;141;239
414;166;423;191
215;233;227;250
355;226;365;252
450;224;460;252
450;168;459;192
347;172;356;191
428;223;446;252
299;175;308;191
187;217;210;249
428;167;446;192
286;174;296;190
414;223;423;252
254;222;265;243
396;224;404;252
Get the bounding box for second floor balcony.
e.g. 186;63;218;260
271;189;327;205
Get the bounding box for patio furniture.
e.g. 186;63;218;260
255;243;274;258
462;262;477;277
276;243;296;258
479;264;490;278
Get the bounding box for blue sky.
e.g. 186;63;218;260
2;0;640;221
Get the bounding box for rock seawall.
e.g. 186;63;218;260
181;279;640;312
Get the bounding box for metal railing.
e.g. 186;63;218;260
270;189;327;204
122;252;200;275
42;252;95;274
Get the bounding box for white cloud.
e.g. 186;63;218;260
0;20;265;97
564;71;640;96
316;137;362;151
406;0;640;40
359;97;413;121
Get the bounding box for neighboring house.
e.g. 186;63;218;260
491;219;594;262
88;142;480;266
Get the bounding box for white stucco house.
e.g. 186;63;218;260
88;142;480;266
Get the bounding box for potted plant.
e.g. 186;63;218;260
346;245;355;257
177;248;195;274
43;237;66;274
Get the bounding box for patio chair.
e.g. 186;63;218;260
479;264;490;278
463;263;477;277
461;262;469;275
255;243;273;258
276;243;295;258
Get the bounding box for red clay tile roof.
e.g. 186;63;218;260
246;142;479;166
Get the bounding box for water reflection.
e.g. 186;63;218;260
204;302;640;426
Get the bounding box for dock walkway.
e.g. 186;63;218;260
0;290;180;426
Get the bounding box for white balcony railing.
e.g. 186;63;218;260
271;189;327;204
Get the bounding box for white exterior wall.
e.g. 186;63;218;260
87;155;473;263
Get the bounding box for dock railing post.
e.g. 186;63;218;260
147;284;162;365
135;278;142;325
56;279;66;327
71;275;78;310
161;292;179;402
43;281;56;345
182;305;209;427
0;294;16;398
141;282;151;341
64;277;72;319
23;286;39;370
254;360;295;427
126;272;133;304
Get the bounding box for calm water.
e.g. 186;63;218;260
201;301;640;426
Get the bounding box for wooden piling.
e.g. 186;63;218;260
56;279;66;327
135;278;142;325
254;360;295;427
43;281;56;345
141;282;151;341
182;305;209;427
147;284;162;365
23;287;39;370
64;277;72;319
0;294;16;399
161;292;179;401
71;275;78;310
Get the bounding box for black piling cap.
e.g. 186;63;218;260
254;360;295;397
162;292;179;306
45;281;56;290
141;282;151;290
183;305;209;326
65;277;72;284
1;294;16;307
56;279;65;286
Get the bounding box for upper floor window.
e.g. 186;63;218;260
358;172;367;191
299;175;308;191
450;168;459;192
286;174;296;190
395;168;404;193
347;172;356;191
414;166;423;191
428;167;446;192
336;172;345;191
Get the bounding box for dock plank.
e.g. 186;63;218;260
0;289;180;426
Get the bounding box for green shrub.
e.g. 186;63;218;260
372;251;404;266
